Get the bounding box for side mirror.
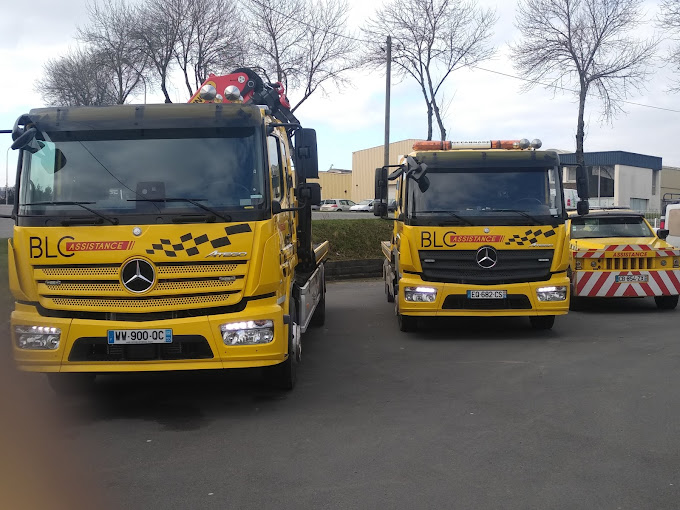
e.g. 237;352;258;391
374;167;388;217
294;128;318;180
11;127;38;151
373;201;387;218
657;228;670;241
576;200;589;216
298;182;321;206
575;164;589;200
418;175;430;193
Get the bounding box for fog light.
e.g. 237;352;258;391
590;261;597;268
674;259;679;268
575;260;582;270
404;286;437;302
536;286;567;302
15;325;61;350
220;320;274;345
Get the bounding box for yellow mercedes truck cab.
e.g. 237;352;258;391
6;69;328;392
375;139;577;331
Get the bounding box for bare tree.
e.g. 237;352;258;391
132;0;185;103
244;0;307;89
511;0;658;170
291;0;358;112
659;0;680;91
174;0;248;97
362;0;496;141
38;46;118;106
77;0;148;104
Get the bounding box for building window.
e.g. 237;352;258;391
630;198;648;213
588;165;615;198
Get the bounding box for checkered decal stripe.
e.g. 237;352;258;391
504;228;556;246
145;224;252;257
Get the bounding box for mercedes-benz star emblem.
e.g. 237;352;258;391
121;259;155;293
476;246;498;269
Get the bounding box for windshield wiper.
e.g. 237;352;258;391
484;208;544;225
129;198;231;222
416;210;475;226
172;214;217;224
23;201;119;225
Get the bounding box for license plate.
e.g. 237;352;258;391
467;290;507;299
107;329;172;345
615;275;649;283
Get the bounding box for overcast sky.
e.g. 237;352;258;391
2;0;679;191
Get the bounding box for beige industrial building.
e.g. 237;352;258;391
661;166;680;204
312;139;420;202
314;139;680;213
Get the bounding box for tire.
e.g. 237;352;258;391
398;313;418;332
569;296;584;311
47;373;96;396
309;289;326;327
655;295;679;310
386;280;394;303
265;299;298;390
529;315;555;330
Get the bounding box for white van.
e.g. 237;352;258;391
661;201;680;248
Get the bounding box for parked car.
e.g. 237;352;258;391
350;199;375;212
320;199;355;212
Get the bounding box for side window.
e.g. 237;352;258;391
277;138;288;198
267;136;283;200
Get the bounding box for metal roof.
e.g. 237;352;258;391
559;151;662;171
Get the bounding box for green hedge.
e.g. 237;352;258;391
312;220;393;261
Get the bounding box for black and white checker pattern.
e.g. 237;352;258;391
145;224;252;257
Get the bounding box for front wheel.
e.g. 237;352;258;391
309;289;326;327
265;300;299;390
529;315;555;330
655;295;679;310
398;313;418;332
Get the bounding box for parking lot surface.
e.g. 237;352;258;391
5;280;680;509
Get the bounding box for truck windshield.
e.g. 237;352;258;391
18;127;265;223
406;166;564;226
570;216;653;239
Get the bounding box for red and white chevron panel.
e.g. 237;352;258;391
574;270;680;297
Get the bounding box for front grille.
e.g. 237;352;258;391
419;249;553;284
442;294;532;310
604;257;654;270
33;260;247;312
69;335;214;362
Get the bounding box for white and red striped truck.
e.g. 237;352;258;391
569;209;680;310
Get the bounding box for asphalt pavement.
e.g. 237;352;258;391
4;280;680;509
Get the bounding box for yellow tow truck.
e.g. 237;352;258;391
374;139;589;331
569;209;680;310
5;68;328;391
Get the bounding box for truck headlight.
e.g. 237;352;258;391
404;286;437;302
15;326;61;350
536;286;567;302
220;320;274;345
575;260;582;270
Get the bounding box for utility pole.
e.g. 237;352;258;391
383;35;391;168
